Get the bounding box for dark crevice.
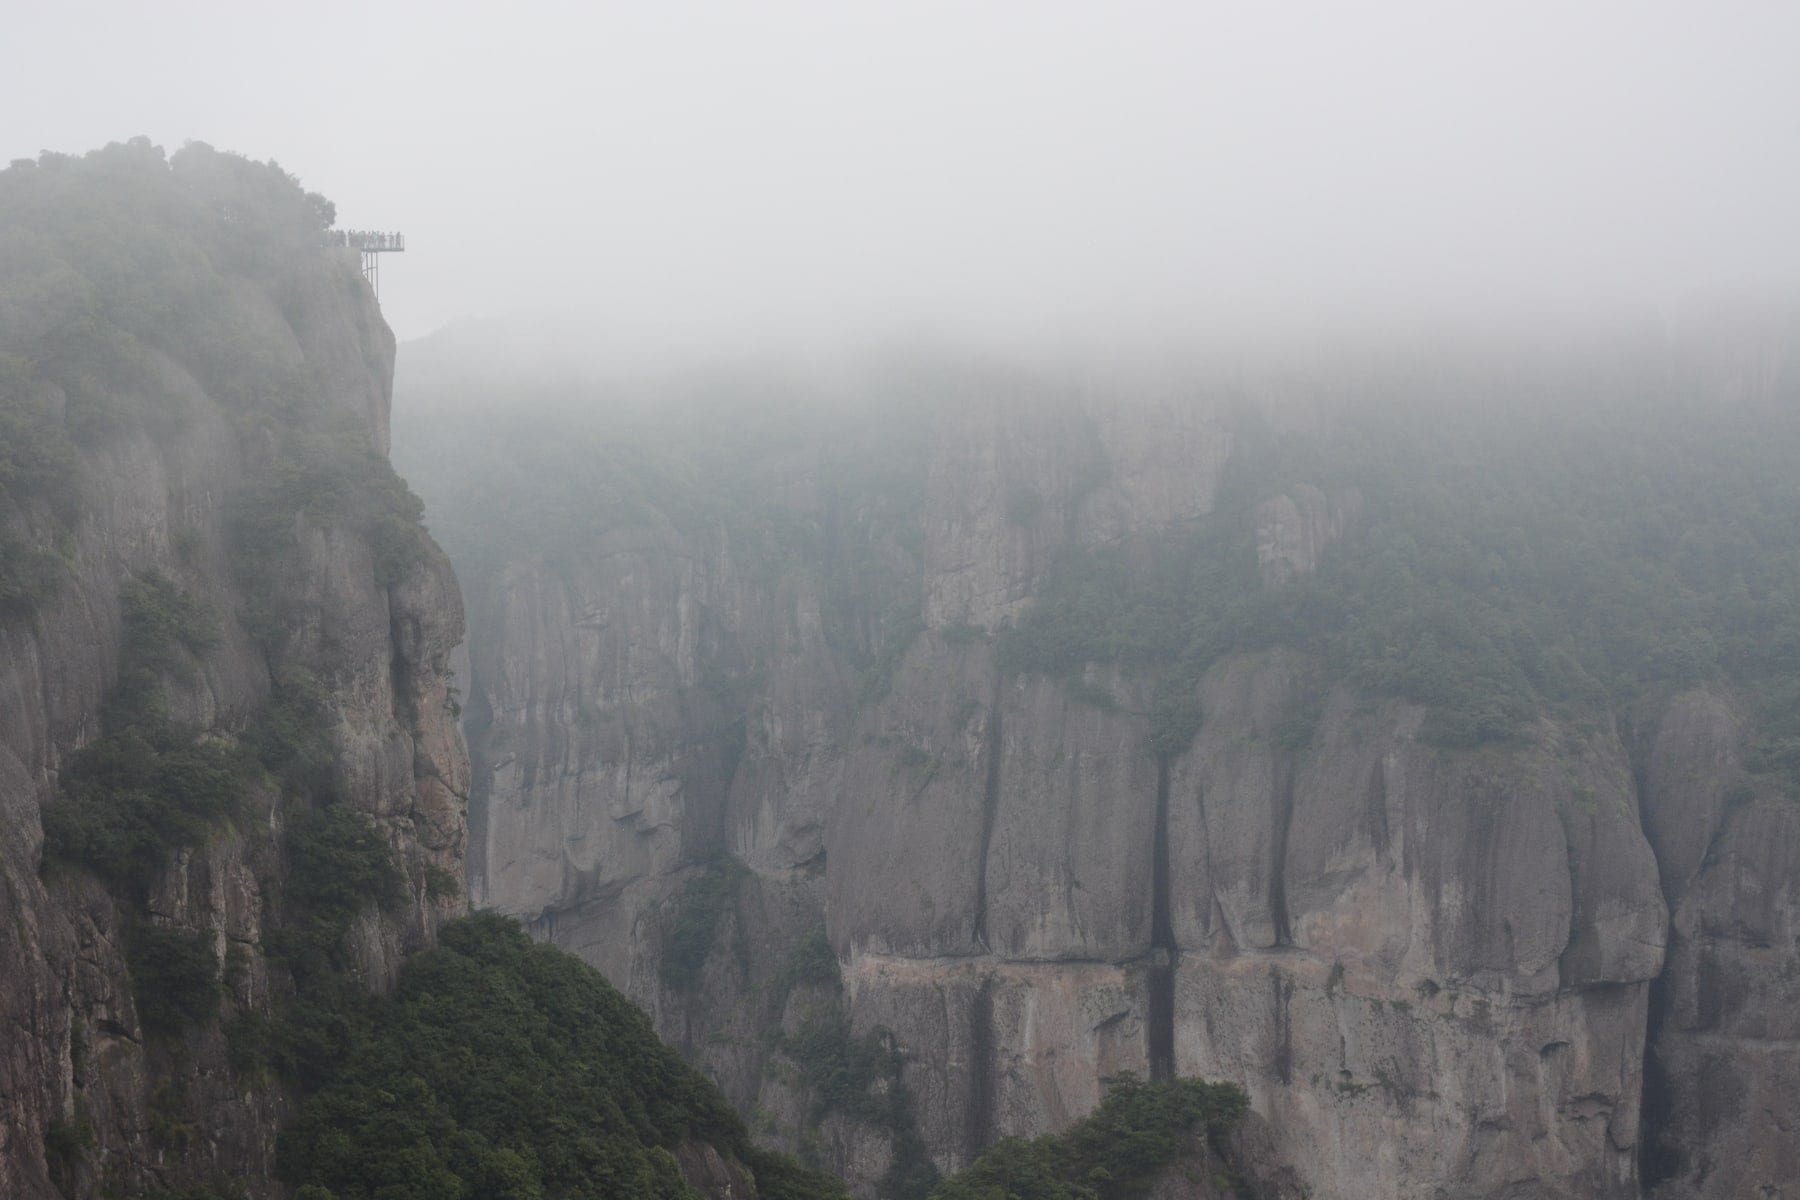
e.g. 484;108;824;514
1147;753;1176;1082
1623;707;1681;909
1627;707;1683;1190
1146;961;1174;1084
971;685;1004;952
1269;757;1296;948
1272;968;1294;1085
967;976;996;1162
461;610;497;898
1638;971;1682;1188
1364;754;1390;865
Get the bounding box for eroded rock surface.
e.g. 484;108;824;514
0;147;467;1199
434;357;1797;1198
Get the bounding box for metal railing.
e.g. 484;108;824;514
326;230;406;252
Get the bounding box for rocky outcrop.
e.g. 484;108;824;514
1165;654;1666;1198
429;352;1799;1196
450;386;1239;1190
1254;485;1359;586
0;145;467;1199
1638;692;1800;1199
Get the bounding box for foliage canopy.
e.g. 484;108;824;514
930;1073;1249;1200
281;913;847;1200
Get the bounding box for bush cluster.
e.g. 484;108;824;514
42;572;253;899
280;913;847;1200
776;1014;938;1199
658;855;750;993
1001;386;1800;779
931;1073;1249;1200
127;925;221;1036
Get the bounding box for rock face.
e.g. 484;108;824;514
1637;693;1800;1198
434;350;1800;1200
1165;657;1666;1198
1255;485;1359;586
0;146;468;1199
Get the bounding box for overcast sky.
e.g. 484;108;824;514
8;1;1800;352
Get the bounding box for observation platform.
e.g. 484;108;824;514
327;229;406;296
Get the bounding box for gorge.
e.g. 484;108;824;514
396;326;1800;1200
1;137;1796;1200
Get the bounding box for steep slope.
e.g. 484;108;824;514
0;141;843;1200
400;324;1800;1200
281;912;852;1200
0;140;467;1199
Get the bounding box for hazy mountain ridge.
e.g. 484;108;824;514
396;324;1800;1199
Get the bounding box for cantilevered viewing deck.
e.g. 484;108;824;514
327;229;406;295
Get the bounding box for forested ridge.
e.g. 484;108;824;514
1006;370;1800;778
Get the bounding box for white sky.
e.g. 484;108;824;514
8;1;1800;351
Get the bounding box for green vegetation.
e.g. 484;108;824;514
268;806;404;971
0;139;293;622
7;141;437;1179
280;913;847;1200
127;925;221;1036
425;863;462;900
0;139;342;427
0;355;79;616
41;572;255;897
782;1016;908;1128
777;1015;938;1200
246;666;335;795
148;1078;200;1150
659;855;752;993
109;570;218;713
227;423;431;632
772;927;842;997
0;356;79;508
5;142;768;1200
1001;386;1800;783
1;138;428;624
757;927;937;1198
117;571;218;661
43;1110;94;1193
930;1074;1249;1200
43;724;254;895
38;566;405;1069
0;527;66;617
997;523;1269;754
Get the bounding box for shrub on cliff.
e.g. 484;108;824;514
127;924;222;1036
0;355;80;616
1000;387;1800;779
657;854;750;992
931;1073;1250;1200
267;805;405;971
279;912;847;1200
43;726;254;894
42;572;255;896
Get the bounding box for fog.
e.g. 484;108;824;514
9;1;1800;357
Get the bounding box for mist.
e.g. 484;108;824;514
9;2;1800;358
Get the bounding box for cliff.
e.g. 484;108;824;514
398;331;1800;1199
2;140;865;1200
0;140;469;1198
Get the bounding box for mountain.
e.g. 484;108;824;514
395;323;1800;1199
0;140;844;1200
